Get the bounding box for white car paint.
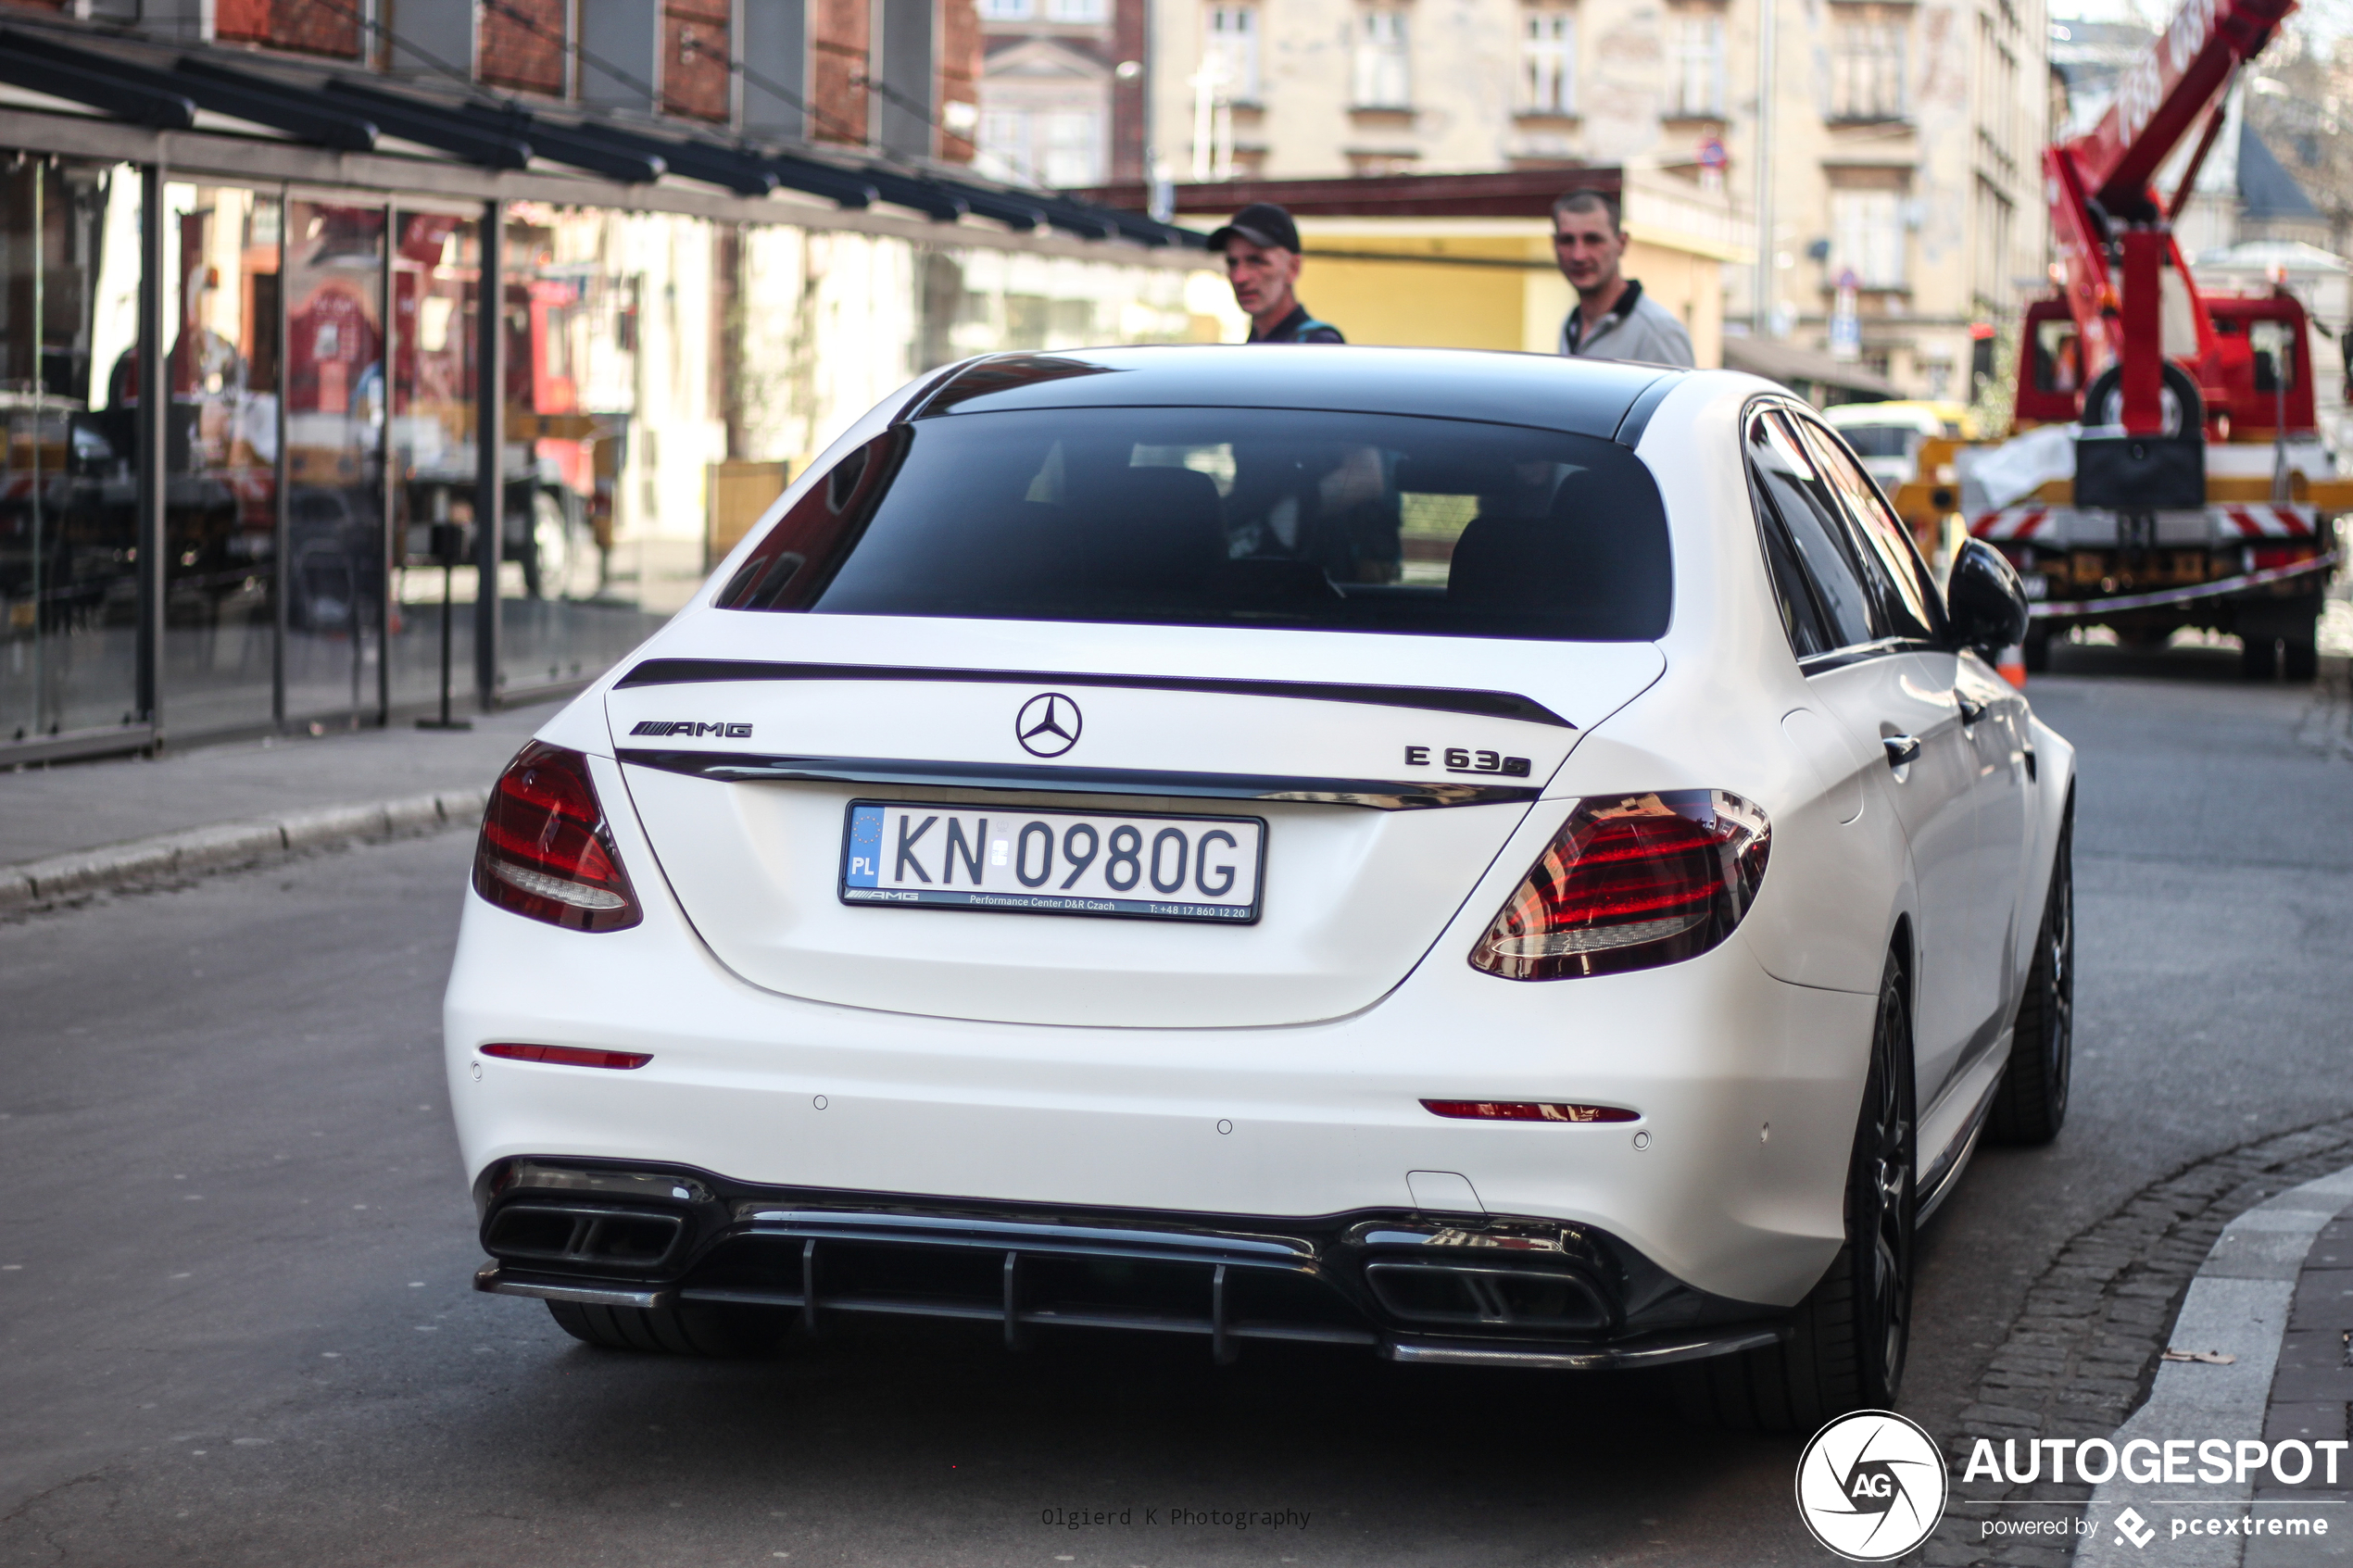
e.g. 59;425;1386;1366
446;354;2072;1325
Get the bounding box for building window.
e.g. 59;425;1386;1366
977;105;1108;186
1973;175;2015;310
1976;15;2019;170
1204;5;1260;102
1045;0;1111;21
1039;109;1106;184
1668;9;1725;118
1353;9;1413;109
1522;8;1576;114
1830;8;1906;120
1831;187;1906;289
981;0;1036;17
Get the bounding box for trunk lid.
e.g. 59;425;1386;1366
605;618;1661;1028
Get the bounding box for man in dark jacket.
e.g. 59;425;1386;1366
1207;203;1345;344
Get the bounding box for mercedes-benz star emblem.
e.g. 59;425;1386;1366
1015;692;1082;758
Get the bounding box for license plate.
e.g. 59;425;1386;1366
840;800;1265;923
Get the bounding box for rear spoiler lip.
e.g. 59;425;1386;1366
612;659;1575;730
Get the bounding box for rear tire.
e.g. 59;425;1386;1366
1988;796;2073;1146
546;1298;792;1358
2242;635;2280;679
1675;952;1915;1431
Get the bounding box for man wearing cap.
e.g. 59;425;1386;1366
1209;203;1345;345
1551;189;1694;367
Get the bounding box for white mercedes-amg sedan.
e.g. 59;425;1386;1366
446;345;2073;1429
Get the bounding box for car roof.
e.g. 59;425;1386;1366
907;345;1687;443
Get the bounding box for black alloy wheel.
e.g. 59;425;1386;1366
1989;797;2074;1145
1852;963;1918;1404
1673;950;1916;1429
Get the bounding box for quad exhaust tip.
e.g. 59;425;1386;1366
483;1202;686;1273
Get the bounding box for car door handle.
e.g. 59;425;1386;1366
1957;696;1988;726
1883;734;1921;770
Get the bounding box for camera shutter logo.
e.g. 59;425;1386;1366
1015;693;1083;758
1794;1410;1948;1562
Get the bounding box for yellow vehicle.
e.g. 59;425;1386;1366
1823;401;1981;498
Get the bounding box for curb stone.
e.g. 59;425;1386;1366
0;786;490;915
1924;1116;2353;1567
2070;1167;2353;1567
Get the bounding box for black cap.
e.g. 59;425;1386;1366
1207;202;1302;255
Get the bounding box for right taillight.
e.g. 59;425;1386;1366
1470;790;1769;981
472;742;643;933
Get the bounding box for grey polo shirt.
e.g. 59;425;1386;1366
1558;280;1696;367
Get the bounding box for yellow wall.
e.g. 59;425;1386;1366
1280;220;1721;366
1290;232;1544;352
1621;238;1723;370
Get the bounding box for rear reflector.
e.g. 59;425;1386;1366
1422;1100;1639;1123
472;742;643;933
1471;789;1769;981
481;1042;654;1071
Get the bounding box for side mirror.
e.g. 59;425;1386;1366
1945;537;2032;657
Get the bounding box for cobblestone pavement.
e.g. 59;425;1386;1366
1928;1118;2353;1565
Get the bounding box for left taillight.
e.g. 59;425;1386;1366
1470;789;1768;981
472;742;643;933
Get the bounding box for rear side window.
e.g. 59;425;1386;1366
1793;418;1942;642
715;407;1672;642
1755;500;1832;659
1746;409;1876;649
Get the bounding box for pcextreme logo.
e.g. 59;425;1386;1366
1795;1410;1950;1562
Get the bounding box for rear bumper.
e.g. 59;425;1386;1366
445;777;1881;1310
469;1160;1791;1370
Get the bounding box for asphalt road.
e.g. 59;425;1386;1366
3;647;2350;1568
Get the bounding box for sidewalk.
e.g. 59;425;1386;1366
2251;1200;2353;1563
2068;1164;2353;1566
1;697;568;908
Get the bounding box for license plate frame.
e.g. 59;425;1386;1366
838;799;1267;924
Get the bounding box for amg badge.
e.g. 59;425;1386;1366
1404;745;1531;777
629;721;753;738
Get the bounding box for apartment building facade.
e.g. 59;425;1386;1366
973;0;1151;189
1152;0;2050;395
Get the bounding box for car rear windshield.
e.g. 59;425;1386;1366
712;407;1671;641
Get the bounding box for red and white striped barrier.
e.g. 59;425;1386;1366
1971;503;2320;543
1971;507;2061;542
2215;504;2317;538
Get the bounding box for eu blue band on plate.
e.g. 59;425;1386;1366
844;803;886;887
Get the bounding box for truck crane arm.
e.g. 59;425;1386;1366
2070;0;2295;217
2048;0;2296;433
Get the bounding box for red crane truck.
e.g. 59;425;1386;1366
1895;0;2350;677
